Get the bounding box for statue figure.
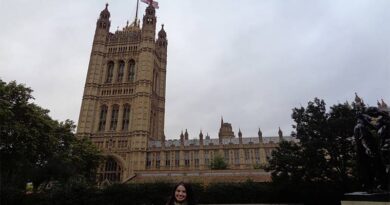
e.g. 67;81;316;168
353;106;390;192
377;109;390;175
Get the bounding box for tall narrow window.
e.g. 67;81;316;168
146;153;152;168
117;61;125;82
98;105;108;131
255;149;260;164
106;62;114;83
156;153;160;169
122;104;130;131
245;149;250;163
128;60;135;82
194;151;199;168
175;151;180;167
98;157;121;182
184;151;190;167
234;150;240;165
165;152;170;167
204;150;209;166
110;105;119;131
224;150;229;162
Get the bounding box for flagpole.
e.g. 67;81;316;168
135;0;139;25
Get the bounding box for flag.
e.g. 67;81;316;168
141;0;159;9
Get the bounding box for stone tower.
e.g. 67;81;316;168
218;117;235;140
76;2;167;182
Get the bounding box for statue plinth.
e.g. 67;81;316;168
341;192;390;205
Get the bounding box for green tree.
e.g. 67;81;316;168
0;80;101;198
209;154;228;170
267;98;358;189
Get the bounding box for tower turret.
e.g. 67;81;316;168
199;130;204;146
218;118;235;140
142;3;157;36
180;131;184;146
77;4;111;137
258;128;263;143
95;4;111;38
238;129;243;144
156;24;168;61
157;24;167;47
278;127;284;141
134;2;164;140
184;129;189;140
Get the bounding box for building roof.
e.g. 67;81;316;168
148;136;298;148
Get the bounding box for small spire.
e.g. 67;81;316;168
238;128;242;138
278;127;283;140
134;0;139;23
184;129;189;140
158;24;167;39
180;130;184;142
105;3;109;9
258;128;263;138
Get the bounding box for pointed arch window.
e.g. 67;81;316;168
98;157;122;182
117;61;125;82
98;105;108;131
128;60;136;82
122;104;131;131
110;105;119;131
106;62;114;83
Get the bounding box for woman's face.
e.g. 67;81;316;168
174;185;187;202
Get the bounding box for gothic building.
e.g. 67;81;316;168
77;3;292;184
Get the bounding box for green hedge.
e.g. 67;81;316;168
5;181;345;205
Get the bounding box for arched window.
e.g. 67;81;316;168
117;61;125;82
146;153;152;169
127;60;136;82
106;62;114;83
98;105;108;131
99;157;122;182
122;104;131;131
110;105;119;131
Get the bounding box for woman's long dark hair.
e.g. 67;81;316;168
166;182;196;205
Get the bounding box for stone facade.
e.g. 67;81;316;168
77;4;294;184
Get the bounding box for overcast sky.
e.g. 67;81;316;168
1;0;389;139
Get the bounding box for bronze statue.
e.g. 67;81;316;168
353;106;389;192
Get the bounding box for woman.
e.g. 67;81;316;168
166;182;196;205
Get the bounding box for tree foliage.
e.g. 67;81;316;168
267;98;358;190
209;154;228;170
0;79;101;202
